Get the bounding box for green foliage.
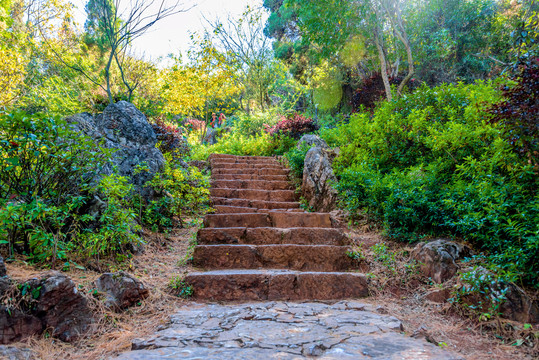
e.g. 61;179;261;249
190;131;295;160
78;174;142;261
0;111;109;264
232;110;281;136
326;81;539;287
283;142;312;179
142;156;210;230
168;275;193;298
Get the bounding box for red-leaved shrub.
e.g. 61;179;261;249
152;117;190;156
489;58;539;166
265;113;318;139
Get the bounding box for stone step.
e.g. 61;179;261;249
211;180;292;190
214;206;304;214
212;168;290;176
193;244;354;272
185;269;368;301
197;227;348;246
211;163;284;170
210;188;297;202
209;158;280;165
209;154;276;161
211;174;289;181
204;212;332;228
211;197;300;209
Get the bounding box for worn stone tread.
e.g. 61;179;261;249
211;180;292;190
213;205;304;214
204;212;332;228
211;197;300;209
211;174;289;181
211;162;284;170
192;244;355;271
197;227;348;246
211;168;290;176
185;270;368;301
210;188;297;202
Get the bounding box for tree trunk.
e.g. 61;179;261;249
375;30;392;101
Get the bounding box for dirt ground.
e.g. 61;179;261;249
4;225;537;360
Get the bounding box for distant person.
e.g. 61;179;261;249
219;113;226;127
210;113;217;128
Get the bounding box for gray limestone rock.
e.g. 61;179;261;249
297;134;329;150
302;144;338;212
66;101;165;198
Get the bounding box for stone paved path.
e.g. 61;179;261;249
115;154;462;359
186;154;367;301
114;301;462;359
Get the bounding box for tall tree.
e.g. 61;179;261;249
206;6;277;111
45;0;188;104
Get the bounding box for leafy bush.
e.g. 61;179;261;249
266;113;318;139
284;142;312;179
78;174;142;262
141;155;210;230
190;132;296;160
328;81;539;287
0;111;110;263
232;110;281;136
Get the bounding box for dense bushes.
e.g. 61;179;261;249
323;81;538;287
0;111;110;262
0;112;210;267
190;131;296;160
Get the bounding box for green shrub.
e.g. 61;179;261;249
77;174;142;262
0;111;110;264
284;142;312;179
142;155;210;230
330;81;539;287
190;132;295;160
232;110;281;136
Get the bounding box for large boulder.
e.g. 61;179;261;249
0;272;94;344
411;239;471;283
300;136;338;212
95;272;149;311
459;267;539;324
204;127;217;145
0;346;35;359
66;101;165;197
26;272;94;342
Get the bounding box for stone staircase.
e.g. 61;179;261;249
185;154;368;301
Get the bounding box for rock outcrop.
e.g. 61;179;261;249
67;101;165;197
411;239;470;283
297;134;329;150
95;272;149;311
0;345;35;360
299;135;338;212
459;267;539;324
26;272;94;342
0;272;94;344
